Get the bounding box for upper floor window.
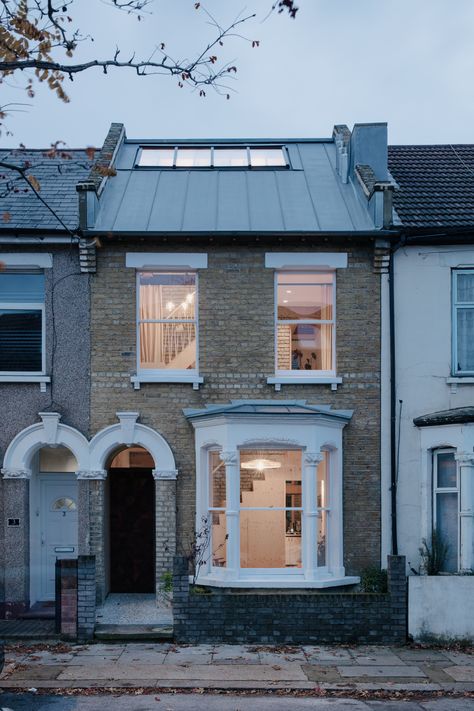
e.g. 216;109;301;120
275;272;335;374
0;271;45;374
453;269;474;375
137;271;197;373
137;146;288;169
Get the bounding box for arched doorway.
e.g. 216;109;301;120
107;446;155;593
30;445;79;606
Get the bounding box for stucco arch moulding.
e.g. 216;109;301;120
1;412;89;478
2;412;177;481
88;412;177;479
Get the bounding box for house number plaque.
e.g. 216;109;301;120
7;518;20;527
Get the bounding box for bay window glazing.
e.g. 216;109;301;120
137;271;197;372
276;272;335;373
433;449;459;573
205;447;333;578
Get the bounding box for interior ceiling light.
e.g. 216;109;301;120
241;458;281;472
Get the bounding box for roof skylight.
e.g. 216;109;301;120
137;146;288;169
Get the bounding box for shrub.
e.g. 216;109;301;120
360;566;388;593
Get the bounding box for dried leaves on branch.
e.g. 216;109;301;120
0;0;267;135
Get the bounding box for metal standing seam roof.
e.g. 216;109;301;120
91;140;377;234
0;149;94;231
388;144;474;229
183;400;353;421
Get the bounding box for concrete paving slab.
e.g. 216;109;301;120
258;651;306;664
352;652;406;666
420;700;474;710
73;653;124;663
164;648;214;664
301;664;343;683
364;702;422;710
3;664;66;680
338;665;427;678
118;651;167;664
442;665;474;681
397;649;450;662
444;651;474;666
56;662;309;682
211;649;261;664
303;646;353;662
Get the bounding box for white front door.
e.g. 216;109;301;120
38;474;78;601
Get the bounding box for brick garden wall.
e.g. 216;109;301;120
89;239;381;587
173;555;407;645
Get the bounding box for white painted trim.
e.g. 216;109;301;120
2;412;89;476
267;376;342;385
89;413;176;471
0;253;53;268
0;375;50;384
195;574;359;589
446;377;474;384
380;270;391;564
126;253;208;270
131;374;203;389
265;253;348;270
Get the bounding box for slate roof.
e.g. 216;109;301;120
388;144;474;229
91;139;376;234
0;149;93;231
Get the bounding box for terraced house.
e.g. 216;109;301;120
0;123;407;642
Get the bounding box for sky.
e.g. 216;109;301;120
2;0;474;148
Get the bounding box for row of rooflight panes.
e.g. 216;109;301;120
137;146;288;168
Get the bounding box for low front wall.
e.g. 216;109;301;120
409;576;474;642
173;555;407;645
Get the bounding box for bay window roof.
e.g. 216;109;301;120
183;399;352;422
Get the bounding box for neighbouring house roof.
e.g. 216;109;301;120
414;407;474;427
388;144;474;229
0;149;93;231
91;139;377;235
184;400;353;421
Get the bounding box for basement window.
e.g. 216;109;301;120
136;146;289;169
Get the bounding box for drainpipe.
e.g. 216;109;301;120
389;234;406;555
389;250;398;555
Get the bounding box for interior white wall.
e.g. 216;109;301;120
394;245;474;570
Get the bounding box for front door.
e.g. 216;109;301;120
109;468;155;593
39;474;78;601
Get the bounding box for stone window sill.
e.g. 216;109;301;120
0;374;50;392
267;376;342;392
194;574;360;589
446;377;474;393
131;374;204;390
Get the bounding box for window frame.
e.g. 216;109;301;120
135;269;199;379
203;446;334;581
452;269;474;376
274;270;336;378
0;270;46;377
135;145;290;170
432;448;460;572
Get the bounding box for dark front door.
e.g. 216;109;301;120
109;468;155;593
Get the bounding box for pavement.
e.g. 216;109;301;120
1;642;474;695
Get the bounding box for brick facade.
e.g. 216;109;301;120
173;554;407;645
89;238;381;588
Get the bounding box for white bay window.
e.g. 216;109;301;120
186;399;357;588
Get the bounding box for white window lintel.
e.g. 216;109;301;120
265;252;348;270
0;253;52;269
126;253;208;270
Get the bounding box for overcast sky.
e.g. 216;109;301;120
3;0;474;148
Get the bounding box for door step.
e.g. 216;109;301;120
94;624;173;641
